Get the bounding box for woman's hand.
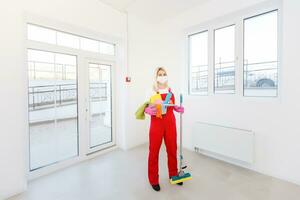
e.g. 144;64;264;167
174;105;184;114
145;105;157;116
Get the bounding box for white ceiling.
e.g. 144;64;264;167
98;0;209;23
98;0;136;12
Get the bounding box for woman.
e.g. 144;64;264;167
144;67;184;191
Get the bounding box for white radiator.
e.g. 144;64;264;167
192;122;254;164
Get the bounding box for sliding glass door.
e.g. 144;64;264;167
26;23;117;175
28;49;78;170
28;52;115;171
88;62;113;153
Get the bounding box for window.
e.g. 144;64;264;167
188;7;279;97
27;24;56;44
189;31;208;95
244;10;278;97
28;49;78;170
27;24;115;55
214;25;235;93
81;37;99;52
100;41;115;55
57;32;80;49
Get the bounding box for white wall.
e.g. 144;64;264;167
125;14;158;149
126;0;300;186
0;0;126;199
1;0;299;198
125;13;183;149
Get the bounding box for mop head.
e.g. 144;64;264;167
170;172;192;184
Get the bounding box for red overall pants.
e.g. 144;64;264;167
148;91;178;185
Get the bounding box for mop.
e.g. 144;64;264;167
170;94;192;184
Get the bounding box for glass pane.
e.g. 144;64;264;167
189;31;208;95
28;49;78;170
57;32;80;49
55;60;78;162
244;10;278;97
80;38;99;53
27;24;56;44
100;42;115;55
89;63;112;148
214;25;235;93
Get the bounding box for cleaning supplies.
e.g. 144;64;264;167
149;92;174;118
135;101;150;120
162;92;172;114
170;94;192;184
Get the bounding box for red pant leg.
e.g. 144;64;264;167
163;115;178;178
148;117;164;185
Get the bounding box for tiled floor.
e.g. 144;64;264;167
9;144;300;200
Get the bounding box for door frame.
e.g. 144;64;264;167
25;15;121;180
28;54;118;180
84;58;116;155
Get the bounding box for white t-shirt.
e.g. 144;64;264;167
158;87;169;94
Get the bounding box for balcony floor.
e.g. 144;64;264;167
30;115;111;170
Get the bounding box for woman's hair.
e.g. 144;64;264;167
153;67;168;92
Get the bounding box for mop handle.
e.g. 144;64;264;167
179;94;183;170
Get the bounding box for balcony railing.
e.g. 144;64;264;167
214;61;235;91
190;64;208;91
28;83;108;111
244;60;278;89
190;60;277;95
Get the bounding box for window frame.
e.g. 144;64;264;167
185;0;282;98
188;30;209;96
27;23;116;56
242;9;279;97
213;24;236;94
27;48;80;171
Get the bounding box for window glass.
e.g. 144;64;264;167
28;24;56;44
27;24;115;56
214;25;235;94
80;37;99;53
100;42;115;55
57;32;80;49
28;49;78;170
189;31;208;95
244;10;278;97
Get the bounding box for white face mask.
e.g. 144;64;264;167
157;75;168;84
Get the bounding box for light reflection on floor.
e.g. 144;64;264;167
30;115;111;170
